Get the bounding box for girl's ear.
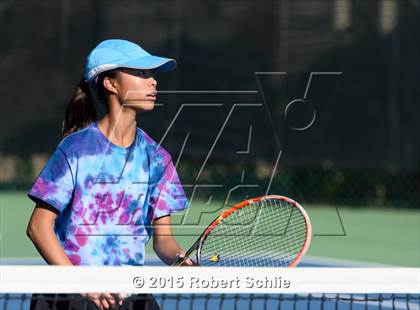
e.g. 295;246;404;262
103;75;119;95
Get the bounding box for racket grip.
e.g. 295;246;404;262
172;251;196;266
172;256;187;266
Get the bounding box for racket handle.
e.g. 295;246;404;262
172;247;197;266
172;255;187;266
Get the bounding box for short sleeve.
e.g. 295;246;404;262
148;157;189;222
27;147;74;213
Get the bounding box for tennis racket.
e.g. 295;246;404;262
172;195;312;267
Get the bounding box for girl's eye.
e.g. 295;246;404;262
135;70;152;77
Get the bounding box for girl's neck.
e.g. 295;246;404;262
97;114;137;148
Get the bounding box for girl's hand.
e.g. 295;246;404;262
81;292;124;309
176;251;196;266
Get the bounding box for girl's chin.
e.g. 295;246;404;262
124;101;155;111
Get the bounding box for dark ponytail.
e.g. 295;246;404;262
62;69;119;138
62;78;96;137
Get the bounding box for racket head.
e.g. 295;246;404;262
196;195;312;267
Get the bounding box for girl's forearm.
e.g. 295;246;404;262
27;226;73;265
153;236;183;265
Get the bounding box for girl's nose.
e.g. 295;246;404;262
150;76;157;87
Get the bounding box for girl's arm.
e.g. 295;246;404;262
26;201;74;265
27;202;123;308
152;215;192;265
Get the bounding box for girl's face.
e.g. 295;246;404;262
108;68;157;112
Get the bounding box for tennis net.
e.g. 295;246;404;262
0;266;418;309
1;293;419;309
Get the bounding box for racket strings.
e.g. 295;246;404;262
249;200;306;266
199;198;308;267
212;220;307;266
215;209;303;236
202;202;281;266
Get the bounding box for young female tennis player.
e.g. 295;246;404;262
26;39;191;310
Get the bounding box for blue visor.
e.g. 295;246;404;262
85;39;177;83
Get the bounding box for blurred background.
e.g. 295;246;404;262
0;0;419;267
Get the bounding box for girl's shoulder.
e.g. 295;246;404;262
56;123;100;158
138;127;172;162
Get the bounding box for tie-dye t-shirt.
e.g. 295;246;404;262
27;122;188;266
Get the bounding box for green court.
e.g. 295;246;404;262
0;191;418;267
